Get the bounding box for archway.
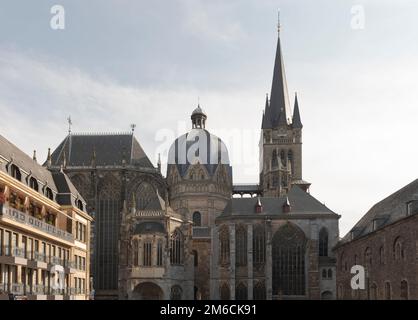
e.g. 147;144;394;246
321;291;333;300
132;282;164;300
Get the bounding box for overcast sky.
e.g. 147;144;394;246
0;0;417;236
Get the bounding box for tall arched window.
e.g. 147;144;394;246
401;280;409;300
319;228;329;257
170;285;182;300
272;223;306;296
133;240;139;266
157;241;163;266
143;241;152;266
280;150;285;165
220;283;230;300
370;283;378;300
170;230;183;265
253;225;266;265
77;199;84;211
192;212;201;227
393;237;404;261
29;177;38;191
236;225;247;267
253;281;266;300
135;182;156;210
45;188;53;201
272;150;278;168
10;164;21;181
219;226;230;266
364;247;372;267
379;246;385;265
385;282;391;300
235;283;248;300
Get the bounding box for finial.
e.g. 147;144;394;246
62;150;67;168
130;124;136;135
33;150;37;162
47;148;52;167
157;153;161;172
277;9;281;34
67;116;72;135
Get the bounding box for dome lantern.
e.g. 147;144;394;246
191;105;207;129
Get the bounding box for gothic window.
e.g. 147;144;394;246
272;150;278;168
272;224;306;296
401;280;409;300
280;150;285;165
143;241;152;266
10;164;21;181
219;226;230;266
136;182;156;210
29;177;38;192
370;283;378;300
236;225;247;267
379;246;385;265
157;241;163;266
235;283;248;300
272;175;278;188
253;282;266;300
385;282;391;300
170;230;183;265
193;212;202;226
364;247;372;267
133;240;139;266
322;269;327;279
319;228;329;257
220;283;230;300
253;226;266;265
288;150;294;174
327;269;333;279
393;237;404;261
170;285;182;300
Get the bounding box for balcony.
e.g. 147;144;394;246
0;204;74;242
0;246;28;266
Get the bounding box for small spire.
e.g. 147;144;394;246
33;150;37;162
62;150;67;168
130;124;136;135
157;153;161;172
131;192;136;213
292;92;303;129
47;148;52;167
67;116;72;135
277;9;281;34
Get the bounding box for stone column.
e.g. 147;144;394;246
247;224;253;300
229;224;236;300
266;221;273;300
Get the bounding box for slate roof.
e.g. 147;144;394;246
219;185;337;218
0;134;86;209
339;179;418;244
133;221;165;235
49;133;154;168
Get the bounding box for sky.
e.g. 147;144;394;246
0;0;417;237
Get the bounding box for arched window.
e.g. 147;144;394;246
235;283;248;300
170;230;183;265
143;241;152;266
253;226;265;265
10;164;21;181
135;182;156;210
29;177;38;191
322;269;327;279
220;283;230;300
192;212;201;227
385;282;391;300
393;237;404;261
288;150;294;174
157;241;163;266
364;247;372;267
236;225;247;267
401;280;409;300
253;281;266;300
272;224;306;296
77;199;83;211
327;269;333;279
272;150;278;168
379;246;385;265
192;250;198;267
133;240;139;266
219;226;230;266
280;150;285;165
170;285;182;300
319;228;329;257
370;283;378;300
45;188;53;201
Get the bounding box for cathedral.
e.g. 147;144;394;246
47;22;340;300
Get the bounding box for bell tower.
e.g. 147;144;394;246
260;20;306;197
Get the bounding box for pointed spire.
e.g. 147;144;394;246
262;93;273;129
47;148;52;167
33;150;37;162
269;13;290;128
157;153;161;172
131;192;136;214
292;92;303;129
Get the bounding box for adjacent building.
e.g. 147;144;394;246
334;179;418;300
0;135;92;300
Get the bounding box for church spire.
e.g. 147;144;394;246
292;92;303;129
269;12;290;128
262;93;272;129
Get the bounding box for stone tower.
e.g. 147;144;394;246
260;26;308;197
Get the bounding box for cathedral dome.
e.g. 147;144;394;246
167;107;232;178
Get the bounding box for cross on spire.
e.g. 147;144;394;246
67;116;72;135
